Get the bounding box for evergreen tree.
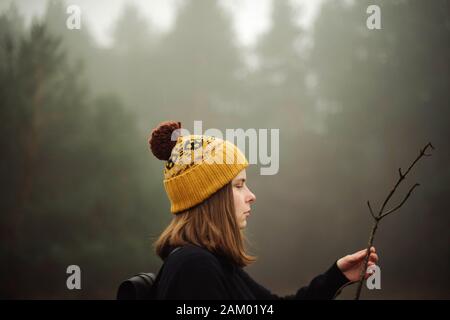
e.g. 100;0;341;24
157;0;244;125
0;16;159;298
254;0;312;134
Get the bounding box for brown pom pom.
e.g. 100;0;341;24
149;121;182;161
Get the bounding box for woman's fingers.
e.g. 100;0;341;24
358;247;376;255
355;247;372;258
369;252;378;263
352;247;376;261
364;261;377;278
354;250;367;260
346;248;378;272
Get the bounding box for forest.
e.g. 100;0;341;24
0;0;449;299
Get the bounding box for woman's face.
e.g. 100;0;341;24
232;169;256;229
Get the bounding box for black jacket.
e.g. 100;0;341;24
154;243;349;300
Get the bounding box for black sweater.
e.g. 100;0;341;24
154;244;349;300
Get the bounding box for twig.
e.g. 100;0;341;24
367;201;377;221
379;183;420;220
353;142;434;300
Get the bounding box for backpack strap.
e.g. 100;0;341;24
169;246;182;257
116;246;183;300
148;246;183;298
116;273;156;300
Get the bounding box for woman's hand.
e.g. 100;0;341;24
336;247;379;282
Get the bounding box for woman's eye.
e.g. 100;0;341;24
235;185;243;188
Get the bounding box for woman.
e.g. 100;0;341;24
149;121;378;300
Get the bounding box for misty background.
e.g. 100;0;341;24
0;0;449;299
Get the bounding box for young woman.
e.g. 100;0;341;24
148;121;378;300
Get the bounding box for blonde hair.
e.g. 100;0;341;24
154;182;256;267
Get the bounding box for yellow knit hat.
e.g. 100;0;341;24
149;121;248;214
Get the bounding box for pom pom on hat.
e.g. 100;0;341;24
149;121;181;161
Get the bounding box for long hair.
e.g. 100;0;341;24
154;182;256;267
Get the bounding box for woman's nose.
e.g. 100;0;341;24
248;190;256;204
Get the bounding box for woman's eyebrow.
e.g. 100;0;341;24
234;178;246;183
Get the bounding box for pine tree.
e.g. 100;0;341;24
254;0;312;134
0;16;158;298
157;0;244;124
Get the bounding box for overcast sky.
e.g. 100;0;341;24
0;0;324;47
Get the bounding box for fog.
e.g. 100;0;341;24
0;0;449;299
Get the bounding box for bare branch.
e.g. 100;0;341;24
378;143;434;216
379;183;420;220
404;143;434;176
367;201;377;220
354;142;434;300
